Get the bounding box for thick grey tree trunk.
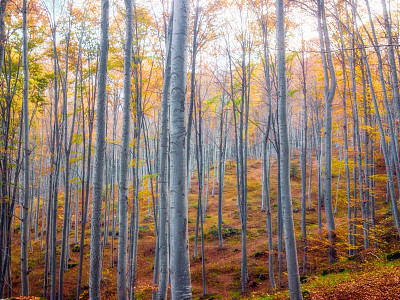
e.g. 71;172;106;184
89;0;109;297
117;0;133;297
276;0;302;298
169;0;192;298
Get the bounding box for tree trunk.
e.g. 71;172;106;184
317;0;336;264
156;8;173;300
217;96;225;249
89;0;109;297
276;0;302;297
21;0;29;294
300;48;308;275
169;0;192;297
117;0;133;297
263;141;275;289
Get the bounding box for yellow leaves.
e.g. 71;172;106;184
72;133;83;145
69;156;83;164
369;174;387;182
139;189;151;199
359;124;374;132
129;138;138;148
129;158;143;168
69;177;82;184
128;159;136;168
105;139;121;145
142;173;158;180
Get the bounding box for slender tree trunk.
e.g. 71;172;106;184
263;141;275;289
186;0;200;189
21;0;29;294
300;49;308;275
76;64;95;298
156;8;173;300
49;25;63;300
334;7;352;255
276;0;302;297
194;101;207;296
217;96;225;249
117;0;133;297
317;0;337;264
261;9;275;288
59;18;83;297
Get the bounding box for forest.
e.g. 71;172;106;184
2;0;400;298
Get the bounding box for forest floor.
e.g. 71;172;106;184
8;152;400;299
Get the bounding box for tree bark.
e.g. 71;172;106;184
317;0;336;263
169;0;192;297
276;0;302;298
117;0;133;297
21;0;29;294
156;8;173;300
89;0;109;297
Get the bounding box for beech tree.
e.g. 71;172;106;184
89;0;109;297
21;0;29;294
117;0;133;297
169;0;192;298
276;0;302;298
317;0;337;263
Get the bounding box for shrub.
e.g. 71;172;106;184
290;161;300;179
386;250;400;261
207;226;240;239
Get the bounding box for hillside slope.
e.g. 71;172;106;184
9;156;400;299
